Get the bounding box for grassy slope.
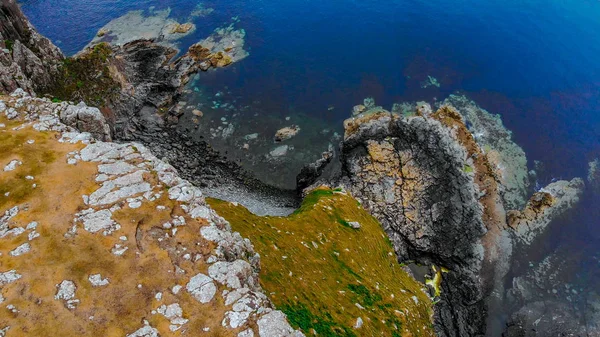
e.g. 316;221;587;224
0;112;238;337
208;189;435;337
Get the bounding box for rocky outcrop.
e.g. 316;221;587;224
59;101;112;141
0;0;63;95
441;95;529;210
503;248;600;336
0;90;301;336
307;99;585;336
508;178;584;245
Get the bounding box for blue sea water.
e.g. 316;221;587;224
18;0;600;332
19;0;600;179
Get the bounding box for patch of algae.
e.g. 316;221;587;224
0;112;237;337
208;188;435;337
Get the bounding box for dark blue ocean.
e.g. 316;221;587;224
19;0;600;332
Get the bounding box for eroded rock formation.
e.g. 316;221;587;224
305;99;585;336
0;0;63;94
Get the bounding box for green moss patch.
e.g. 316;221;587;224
208;188;435;336
47;43;120;107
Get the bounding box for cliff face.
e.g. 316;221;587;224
0;89;302;337
0;0;63;95
313;101;585;336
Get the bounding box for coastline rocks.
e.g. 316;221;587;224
274;125;300;142
0;0;64;95
442;95;529;209
296;149;334;191
59;102;112;141
0;89;301;336
309;99;586;336
503;248;600;336
336;107;489;336
86;9;196;50
508;178;584;245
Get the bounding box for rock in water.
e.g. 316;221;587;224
274;125;300;142
307;101;586;337
589;158;600;193
60;102;112;141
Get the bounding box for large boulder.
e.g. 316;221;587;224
60;102;112;141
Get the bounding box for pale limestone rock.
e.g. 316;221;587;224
0;270;21;286
55;280;79;309
208;260;253;289
88;274;109;287
257;311;304;337
9;243;30;256
186;273;217;303
126;324;159;337
3;160;22;172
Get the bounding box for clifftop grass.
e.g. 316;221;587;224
208;188;435;336
0;111;240;336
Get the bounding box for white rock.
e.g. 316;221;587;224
9;243;30;256
78;209;118;234
88;274;110;287
0;270;21;286
172;285;182;294
98;162;137;176
126;325;159;337
354;317;363;329
238;329;255;337
3;160;22;172
257;311;303;337
208;260;253;289
111;244;129;256
55;280;79;309
348;221;361;229
28;231;40;241
269;145;289;157
186;273;217;303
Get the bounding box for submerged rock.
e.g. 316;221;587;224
86;9;196;50
274;125;300;142
589;158;600;193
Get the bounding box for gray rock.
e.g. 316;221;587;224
88;274;109;287
0;270;21;286
186;273;217;303
126;325;159;337
60;103;112;141
208;260;254;289
257;311;304;337
9;243;30;256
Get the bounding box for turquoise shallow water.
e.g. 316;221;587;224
18;0;600;333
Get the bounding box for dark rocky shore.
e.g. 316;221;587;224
1;0;596;335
